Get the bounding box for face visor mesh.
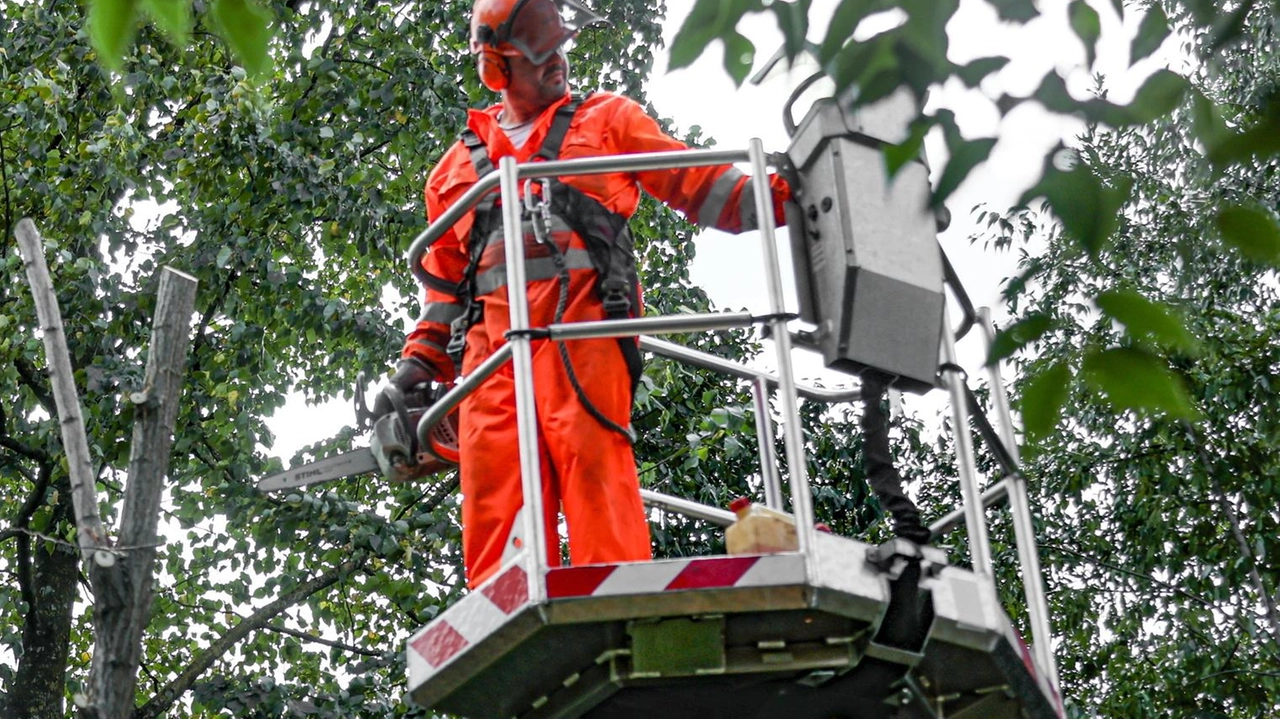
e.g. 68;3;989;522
475;0;606;64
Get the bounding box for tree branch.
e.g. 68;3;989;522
1186;422;1280;648
1;127;12;239
263;622;383;657
1207;464;1280;644
13;356;55;414
1041;541;1222;612
15;218;105;558
0;433;51;462
132;554;368;719
14;463;54;610
88;268;198;719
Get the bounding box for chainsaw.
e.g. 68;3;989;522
256;379;461;493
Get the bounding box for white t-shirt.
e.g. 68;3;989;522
499;113;535;149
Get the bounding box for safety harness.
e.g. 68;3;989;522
446;94;643;440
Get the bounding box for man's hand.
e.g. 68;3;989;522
373;357;437;417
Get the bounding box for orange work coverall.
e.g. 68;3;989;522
404;91;789;588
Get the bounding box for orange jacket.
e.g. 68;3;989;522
403;91;790;375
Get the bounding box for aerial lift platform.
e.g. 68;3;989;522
398;88;1064;719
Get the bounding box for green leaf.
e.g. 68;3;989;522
210;0;273;78
1019;152;1133;256
769;0;811;63
986;313;1052;365
953;56;1009;88
934;133;996;208
1095;290;1201;355
216;246;233;268
89;0;138;72
882;117;930;178
899;0;957;74
1020;360;1070;444
1208;0;1256;53
669;0;763;72
1082;347;1197;419
830;36;899;106
1026;69;1185;127
721;30;756;87
1068;0;1101;68
818;0;877;65
986;0;1040;22
1130;3;1168;63
1183;0;1218;26
1028;72;1078;115
1216;206;1280;266
140;0;192;44
1204;101;1280;169
1190;91;1229;152
1124;69;1189;124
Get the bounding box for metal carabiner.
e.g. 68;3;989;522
522;178;554;245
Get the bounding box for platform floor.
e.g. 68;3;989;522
405;535;1061;719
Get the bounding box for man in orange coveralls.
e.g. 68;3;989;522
382;0;789;588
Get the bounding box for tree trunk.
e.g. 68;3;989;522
85;266;198;719
8;524;79;719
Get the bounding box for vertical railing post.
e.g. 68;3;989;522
979;308;1061;695
751;377;784;511
940;306;995;580
748;139;815;568
499;157;547;603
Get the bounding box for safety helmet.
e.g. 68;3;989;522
470;0;606;91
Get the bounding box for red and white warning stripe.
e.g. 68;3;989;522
407;561;530;673
407;554;807;684
546;553;805;598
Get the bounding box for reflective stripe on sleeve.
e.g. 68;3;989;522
696;167;745;227
473;248;597;296
407;337;449;356
739;176;759;231
418;301;466;325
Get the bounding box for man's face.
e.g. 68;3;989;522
505;47;570;109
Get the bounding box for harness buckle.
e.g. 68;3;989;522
446;302;484;362
599;278;632;315
522;179;555;246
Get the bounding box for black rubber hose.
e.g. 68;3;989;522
860;372;932;544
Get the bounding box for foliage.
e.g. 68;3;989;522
666;0;1280;715
670;0;1280;437
1;0;946;716
0;0;690;715
975;3;1280;715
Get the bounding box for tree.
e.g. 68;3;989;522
982;4;1280;715
662;0;1280;716
3;0;946;715
0;0;674;715
665;0;1280;430
17;216;199;719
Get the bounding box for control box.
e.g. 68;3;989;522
785;91;944;394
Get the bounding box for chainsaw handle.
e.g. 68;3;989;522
382;385;420;460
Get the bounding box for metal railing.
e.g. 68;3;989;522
407;142;1060;699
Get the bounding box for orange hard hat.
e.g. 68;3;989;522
470;0;605;65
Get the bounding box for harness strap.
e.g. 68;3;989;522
533;99;580;162
450;94;644;393
473;248;596;295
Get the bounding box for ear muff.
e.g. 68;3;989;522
477;48;510;91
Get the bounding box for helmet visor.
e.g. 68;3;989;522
486;0;607;64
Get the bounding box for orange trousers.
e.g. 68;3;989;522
458;280;652;588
